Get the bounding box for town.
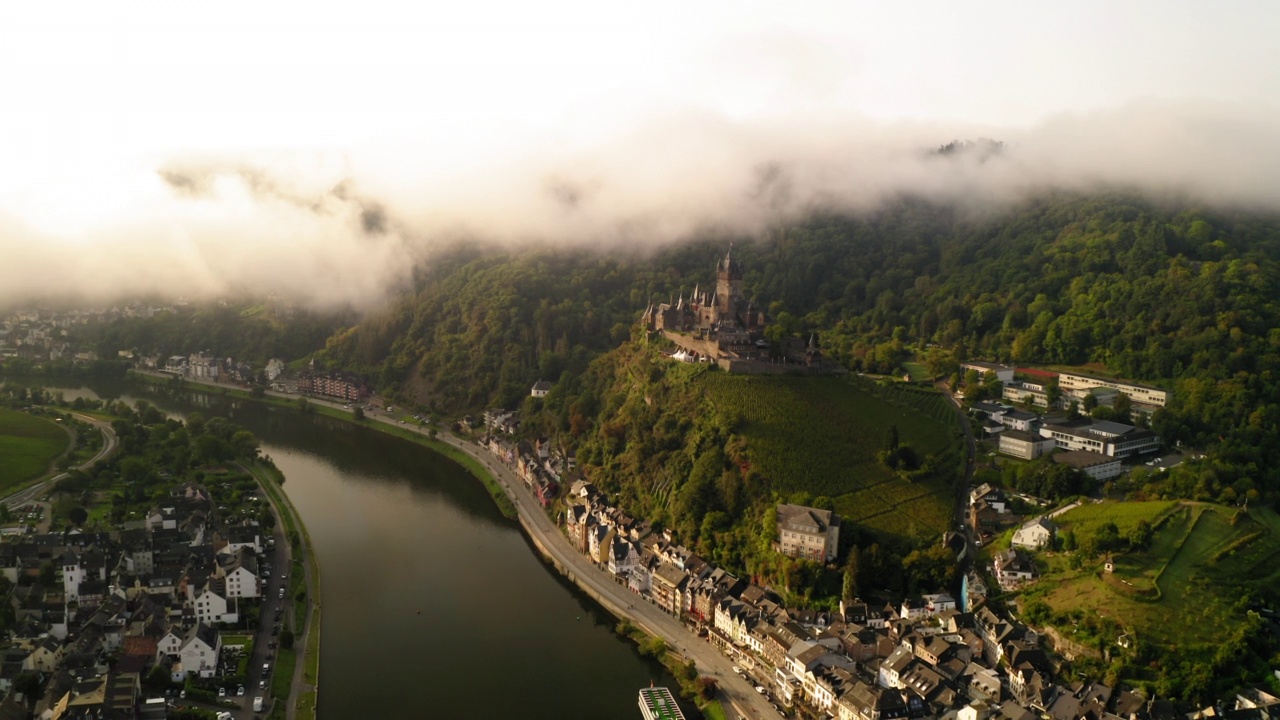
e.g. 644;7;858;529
0;403;293;720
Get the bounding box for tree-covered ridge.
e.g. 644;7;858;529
325;193;1280;501
81;302;350;365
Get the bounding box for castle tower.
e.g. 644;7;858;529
715;245;744;319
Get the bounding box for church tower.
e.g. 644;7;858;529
715;245;744;320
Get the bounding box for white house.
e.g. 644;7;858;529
1012;517;1055;550
189;580;238;625
607;539;640;577
177;623;222;680
531;379;552;398
61;551;85;601
220;550;261;599
265;358;285;381
993;549;1038;590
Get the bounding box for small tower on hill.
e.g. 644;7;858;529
715;245;744;319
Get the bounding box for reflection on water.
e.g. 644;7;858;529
15;376;699;719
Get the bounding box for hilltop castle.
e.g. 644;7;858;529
641;246;767;335
641;248;833;374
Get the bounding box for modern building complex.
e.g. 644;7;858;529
1057;371;1168;409
961;362;1015;384
776;504;841;562
1051;450;1124;481
998;430;1055;460
1002;380;1052;407
638;687;686;720
1039;421;1159;459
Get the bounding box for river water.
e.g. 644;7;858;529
17;377;698;719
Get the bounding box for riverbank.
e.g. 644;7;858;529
242;460;321;720
129;372;518;519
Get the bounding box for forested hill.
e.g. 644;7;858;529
320;193;1280;501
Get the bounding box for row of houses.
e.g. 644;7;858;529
487;435;574;507
0;483;273;717
538;471;1160;720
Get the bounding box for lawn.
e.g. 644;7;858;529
0;408;69;493
699;374;962;543
900;361;930;381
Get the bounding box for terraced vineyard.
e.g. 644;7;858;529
697;374;963;543
1032;501;1280;649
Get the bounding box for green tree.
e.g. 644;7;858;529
68;507;88;526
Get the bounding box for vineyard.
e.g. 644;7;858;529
697;374;962;543
1056;500;1180;538
1035;502;1280;648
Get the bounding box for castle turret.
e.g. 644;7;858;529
716;245;744;320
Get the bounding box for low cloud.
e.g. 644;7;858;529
2;99;1279;310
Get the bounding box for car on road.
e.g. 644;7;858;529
732;666;742;674
253;697;264;712
237;686;245;696
217;687;225;697
755;686;766;694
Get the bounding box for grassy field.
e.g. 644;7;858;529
0;408;69;493
1030;502;1280;649
698;374;961;543
900;361;930;380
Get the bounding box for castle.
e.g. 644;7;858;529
642;248;832;373
641;246;767;337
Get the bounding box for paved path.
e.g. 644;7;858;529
431;431;784;720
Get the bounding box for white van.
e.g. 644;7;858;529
253;696;264;712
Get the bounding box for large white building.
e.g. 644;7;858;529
1051;450;1124;481
776;504;841;562
1058;371;1168;408
961;362;1015;384
1039;421;1159;459
998;430;1055;460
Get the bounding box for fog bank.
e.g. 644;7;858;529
2;100;1279;309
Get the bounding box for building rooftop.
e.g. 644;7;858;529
638;687;687;720
1051;450;1117;469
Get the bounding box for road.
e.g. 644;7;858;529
430;431;784;720
936;381;978;561
3;412;118;508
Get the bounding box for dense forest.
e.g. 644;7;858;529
81;303;351;366
320;193;1280;508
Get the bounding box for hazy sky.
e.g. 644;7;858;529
2;1;1278;306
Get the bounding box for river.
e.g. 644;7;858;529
15;377;700;719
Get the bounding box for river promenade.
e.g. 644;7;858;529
129;370;782;719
